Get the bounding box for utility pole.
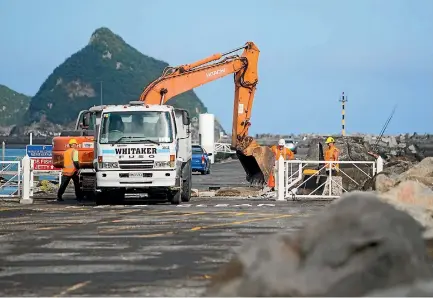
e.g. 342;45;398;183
100;81;103;105
339;92;348;136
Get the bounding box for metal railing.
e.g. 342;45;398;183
0;161;21;198
214;142;236;154
275;157;384;201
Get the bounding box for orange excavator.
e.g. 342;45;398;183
139;41;274;185
52;41;275;186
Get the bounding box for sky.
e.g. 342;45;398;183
0;0;432;135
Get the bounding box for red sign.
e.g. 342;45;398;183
32;158;61;171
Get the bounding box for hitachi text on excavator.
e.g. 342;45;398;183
52;41;275;188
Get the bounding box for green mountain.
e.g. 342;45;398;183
0;84;31;126
25;27;224;135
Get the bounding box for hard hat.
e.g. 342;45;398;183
69;138;78;145
278;139;285;146
325;137;335;144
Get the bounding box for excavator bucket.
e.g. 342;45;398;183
236;138;275;187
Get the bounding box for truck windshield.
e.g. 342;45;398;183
99;111;173;144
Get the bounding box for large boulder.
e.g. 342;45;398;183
204;192;433;296
365;279;433;296
378;180;433;231
397;157;433;187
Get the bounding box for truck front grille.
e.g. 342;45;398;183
80;174;96;191
118;160;154;170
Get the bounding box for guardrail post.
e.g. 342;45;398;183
276;156;285;201
376;156;384;174
20;155;33;204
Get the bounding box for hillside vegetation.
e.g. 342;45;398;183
23;27;224;135
0;84;31;126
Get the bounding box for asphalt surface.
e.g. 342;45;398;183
0;158;329;296
191;159;250;190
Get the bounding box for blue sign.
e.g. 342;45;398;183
26;145;53;158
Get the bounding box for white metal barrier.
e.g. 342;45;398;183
0;160;21;198
214;142;236;154
275;156;384;201
19;155;62;204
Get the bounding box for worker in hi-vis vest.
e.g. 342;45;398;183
267;139;295;190
57;138;83;202
324;136;340;175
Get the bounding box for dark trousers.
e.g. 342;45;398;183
57;172;83;200
326;169;339;176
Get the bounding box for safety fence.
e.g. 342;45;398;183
0;160;21;198
275;156;384;201
0;156;61;201
214;143;236;154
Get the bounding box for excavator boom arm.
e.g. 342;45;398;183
139;58;246;105
139;42;274;186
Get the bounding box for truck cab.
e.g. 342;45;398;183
90;101;192;205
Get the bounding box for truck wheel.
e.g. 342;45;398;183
170;190;181;205
181;165;192;202
95;192;105;205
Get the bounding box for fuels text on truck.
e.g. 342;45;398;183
53;101;192;205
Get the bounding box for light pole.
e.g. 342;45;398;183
339;92;348;136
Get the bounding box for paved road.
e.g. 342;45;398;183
0;198;329;296
192;159;250;190
192;149;308;191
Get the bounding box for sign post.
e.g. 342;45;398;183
26;144;60;172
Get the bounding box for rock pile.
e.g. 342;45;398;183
370;157;433;233
204;192;433;296
305;135;430;162
303;136;431;192
362;133;430;161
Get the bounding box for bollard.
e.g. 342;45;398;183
276;156;285;201
376;156;384;174
20;155;33;204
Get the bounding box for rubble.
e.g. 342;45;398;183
204;192;433;296
33;180;58;195
373;157;433;192
215;187;261;197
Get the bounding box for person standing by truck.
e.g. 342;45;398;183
57;139;83;202
267;139;295;190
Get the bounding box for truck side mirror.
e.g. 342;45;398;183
182;111;190;126
81;112;91;129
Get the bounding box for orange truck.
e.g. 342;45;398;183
52;41;275;191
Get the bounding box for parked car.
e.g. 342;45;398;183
284;139;298;154
191;144;212;175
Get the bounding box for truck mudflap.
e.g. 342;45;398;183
171;158;184;190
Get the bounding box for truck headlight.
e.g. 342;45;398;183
100;162;119;168
154;161;172;168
